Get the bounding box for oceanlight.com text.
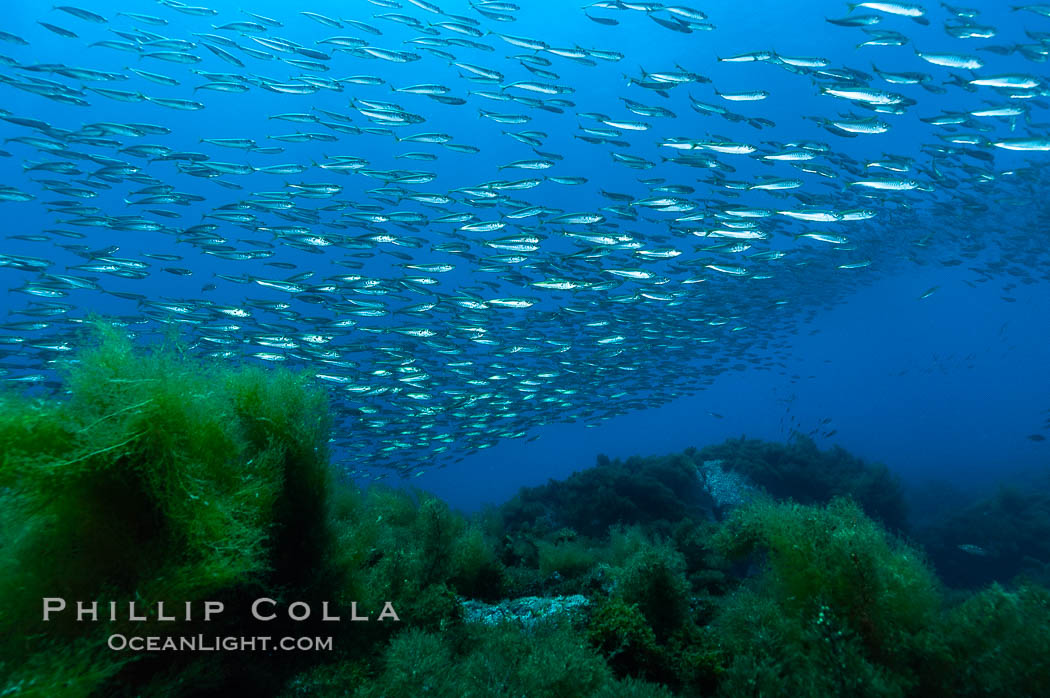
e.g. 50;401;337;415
107;634;334;652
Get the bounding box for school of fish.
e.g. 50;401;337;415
1;0;1048;477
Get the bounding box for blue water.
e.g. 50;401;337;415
434;271;1050;510
1;0;1048;512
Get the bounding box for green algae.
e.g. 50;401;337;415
2;326;1049;698
0;324;333;696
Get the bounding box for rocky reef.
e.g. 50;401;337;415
2;329;1048;697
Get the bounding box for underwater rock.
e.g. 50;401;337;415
500;452;717;541
689;436;909;530
461;594;590;630
696;459;755;515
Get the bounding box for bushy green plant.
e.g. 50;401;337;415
345;620;668;698
662;624;724;695
713;586;910;698
669;519;730;598
714;497;939;659
328;485;507;628
587;598;661;680
587;593;721;695
328;489;458;640
0;325;334;696
356;628;455;697
538;539;600;579
593;677;676;698
278;659;369;698
936;583;1050;697
473;621;610;698
614;541;692;641
451;524;507;601
709;497;943;696
500;452;715;540
606;525;654;565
